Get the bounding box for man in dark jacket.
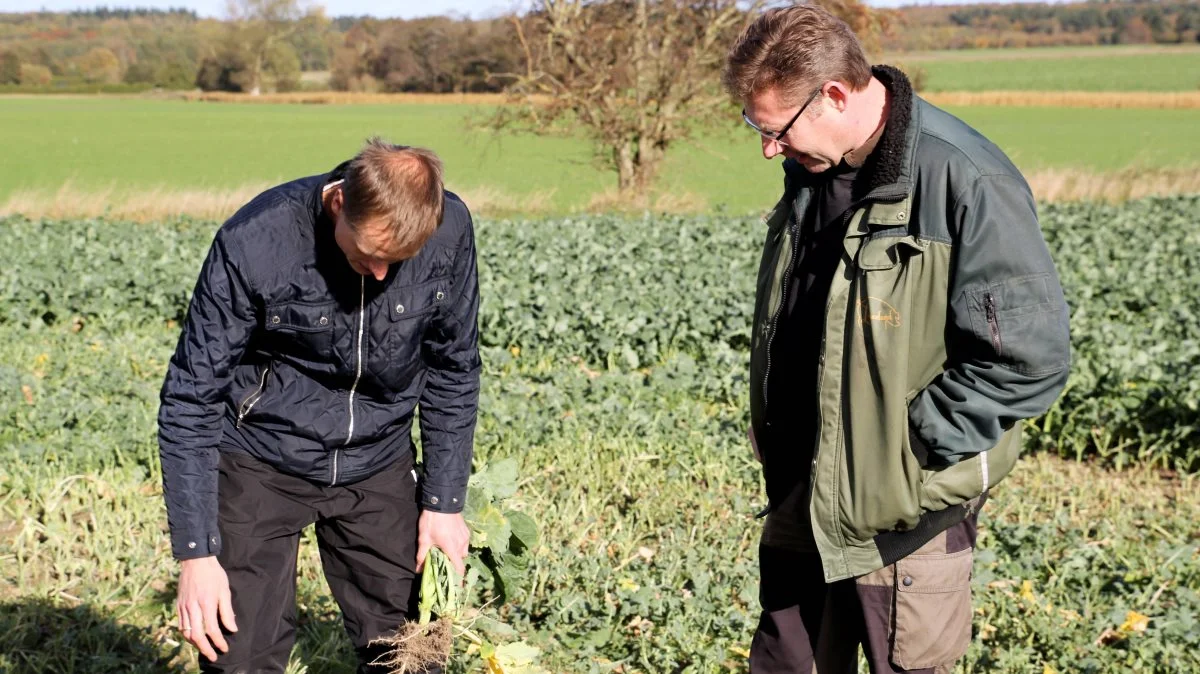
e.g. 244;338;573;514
725;7;1070;674
158;138;480;673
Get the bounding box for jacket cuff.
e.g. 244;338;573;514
171;529;222;560
419;482;467;513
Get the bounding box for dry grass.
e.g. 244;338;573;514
0;181;274;223
585;188;710;214
892;44;1200;63
1026;167;1200;203
924;90;1200;109
1;169;1195;223
454;185;558;218
176;91;522;106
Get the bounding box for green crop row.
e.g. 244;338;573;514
3;195;1198;470
1;199;1199;672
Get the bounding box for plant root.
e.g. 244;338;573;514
369;618;453;674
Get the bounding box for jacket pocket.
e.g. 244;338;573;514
378;278;451;378
891;548;973;670
235;363;271;429
264;300;336;361
966;273;1069;376
387;277;450;323
856;232;926;271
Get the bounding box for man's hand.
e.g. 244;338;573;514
417;510;470;578
749;426;762;464
177;556;238;663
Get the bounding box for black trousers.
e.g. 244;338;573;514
201;451;425;674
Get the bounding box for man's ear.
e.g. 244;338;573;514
825;81;851;112
329;186;345;219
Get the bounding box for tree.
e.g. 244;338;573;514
814;0;892;56
0;51;20;85
265;41;301;91
499;0;762;196
75;47;122;84
223;0;318;94
195;47;253;91
19;63;53;86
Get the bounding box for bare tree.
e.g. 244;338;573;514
499;0;763;196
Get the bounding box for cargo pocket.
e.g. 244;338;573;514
891;547;973;670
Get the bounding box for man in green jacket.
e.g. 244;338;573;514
724;6;1071;672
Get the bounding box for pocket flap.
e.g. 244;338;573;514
857;234;926;271
387;277;449;322
264;301;336;332
895;548;972;593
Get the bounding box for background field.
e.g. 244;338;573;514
898;45;1200;92
2;199;1199;672
1;97;1198;216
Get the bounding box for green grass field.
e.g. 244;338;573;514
3;97;1198;214
898;45;1200;92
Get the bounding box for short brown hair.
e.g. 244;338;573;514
342;138;445;257
723;5;872;107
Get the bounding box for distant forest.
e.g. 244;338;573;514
0;0;1196;93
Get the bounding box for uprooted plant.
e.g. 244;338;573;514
372;458;543;674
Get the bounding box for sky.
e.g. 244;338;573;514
0;0;1064;20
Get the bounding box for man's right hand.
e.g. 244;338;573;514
749;426;762;464
177;556;238;662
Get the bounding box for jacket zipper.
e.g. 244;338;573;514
762;214;803;409
235;364;271;429
984;292;1002;356
806;206;858;511
332;275;366;486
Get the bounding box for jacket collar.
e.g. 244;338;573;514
311;159;353;227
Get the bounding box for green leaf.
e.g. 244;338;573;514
472;457;520;499
469;502;511;553
505;510;539;553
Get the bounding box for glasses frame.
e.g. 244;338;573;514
742;85;824;148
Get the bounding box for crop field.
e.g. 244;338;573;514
897;45;1200;92
2;195;1199;672
2;98;1198;217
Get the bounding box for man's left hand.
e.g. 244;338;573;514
416;510;470;578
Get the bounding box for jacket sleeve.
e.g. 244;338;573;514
417;201;482;513
908;173;1071;466
158;230;257;559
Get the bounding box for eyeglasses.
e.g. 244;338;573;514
741;86;824;148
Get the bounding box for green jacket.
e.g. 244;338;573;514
749;67;1071;582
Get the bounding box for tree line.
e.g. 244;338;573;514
1;0;1196;93
883;0;1200;51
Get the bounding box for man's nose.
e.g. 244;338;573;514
369;261;388;281
762;136;781;160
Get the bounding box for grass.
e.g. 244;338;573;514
922;91;1200;109
895;44;1200;92
2;97;1198;217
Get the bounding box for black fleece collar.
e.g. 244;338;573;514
783;65;916;203
854;65;912;201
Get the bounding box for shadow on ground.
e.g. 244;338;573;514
0;597;184;673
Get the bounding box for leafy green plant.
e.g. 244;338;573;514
373;459;543;674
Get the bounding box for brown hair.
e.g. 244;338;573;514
341;137;445;257
723;5;872;108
